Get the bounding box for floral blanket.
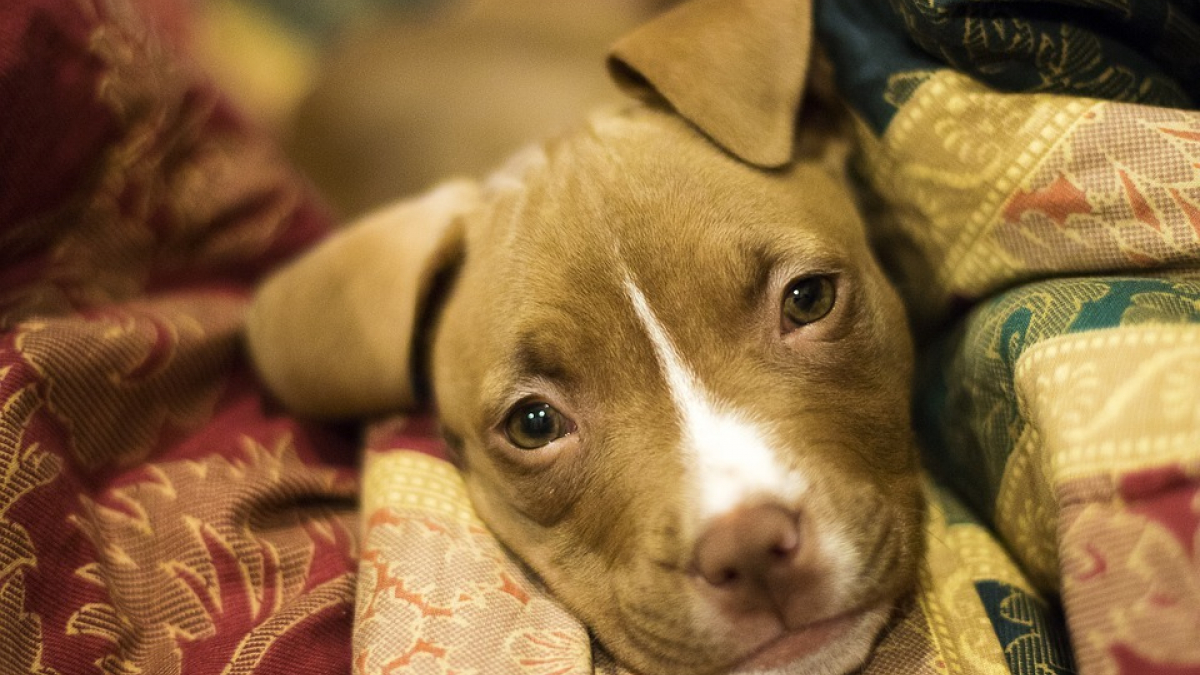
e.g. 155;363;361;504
0;1;1196;674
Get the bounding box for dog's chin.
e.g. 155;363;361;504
728;604;892;675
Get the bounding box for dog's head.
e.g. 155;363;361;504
246;2;924;673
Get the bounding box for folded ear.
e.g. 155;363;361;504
245;180;478;418
608;0;813;168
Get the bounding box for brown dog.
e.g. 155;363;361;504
246;2;925;673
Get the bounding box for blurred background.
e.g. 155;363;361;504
192;0;674;219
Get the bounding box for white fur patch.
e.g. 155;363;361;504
622;277;806;522
818;523;860;605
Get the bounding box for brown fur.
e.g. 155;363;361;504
245;2;925;673
436;109;923;674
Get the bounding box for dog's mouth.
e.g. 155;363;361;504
730;603;891;674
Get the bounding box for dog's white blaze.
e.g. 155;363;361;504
622;277;805;520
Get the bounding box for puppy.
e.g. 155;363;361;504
245;1;925;673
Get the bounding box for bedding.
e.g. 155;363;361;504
0;2;355;672
0;0;1193;674
818;1;1200;673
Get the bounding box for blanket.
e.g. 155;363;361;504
0;0;1195;674
818;1;1200;673
1;1;356;672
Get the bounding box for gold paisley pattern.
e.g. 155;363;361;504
831;3;1200;666
854;71;1200;329
916;494;1033;675
1122;288;1200;325
991;427;1060;593
916;276;1200;673
15;296;242;470
1014;325;1200;483
15;0;1200;672
1;0;357;672
882;0;1194;107
356;443;1055;675
819;4;1199;673
0;366;62;675
357;449;600;675
996;325;1200;672
1059;479;1200;675
69;435;355;674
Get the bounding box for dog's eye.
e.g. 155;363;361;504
782;275;836;327
505;401;571;449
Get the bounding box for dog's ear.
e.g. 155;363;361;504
607;0;813;168
245;180;478;418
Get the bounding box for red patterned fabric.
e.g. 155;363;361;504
0;1;357;673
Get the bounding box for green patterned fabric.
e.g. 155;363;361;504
917;275;1200;520
817;0;945;131
885;0;1199;104
975;581;1076;675
818;0;1200;672
817;0;1200;133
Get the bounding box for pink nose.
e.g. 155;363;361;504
693;503;806;595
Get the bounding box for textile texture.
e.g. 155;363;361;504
0;1;357;673
357;420;1073;675
818;1;1200;674
2;0;1197;674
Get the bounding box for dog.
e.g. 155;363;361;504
245;1;926;673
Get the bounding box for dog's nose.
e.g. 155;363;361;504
693;503;805;591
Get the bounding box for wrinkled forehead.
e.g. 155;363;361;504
477;107;868;288
462;111;871;385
